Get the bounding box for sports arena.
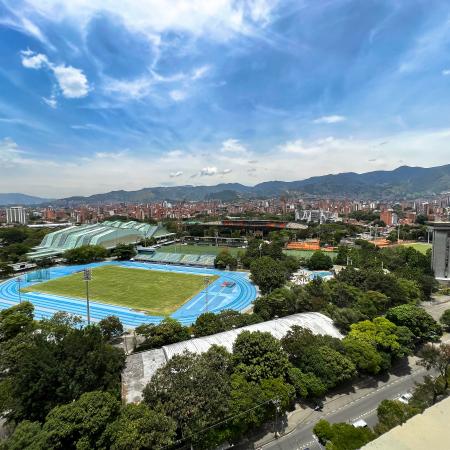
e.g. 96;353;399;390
0;261;257;327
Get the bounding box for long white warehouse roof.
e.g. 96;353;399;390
122;312;342;403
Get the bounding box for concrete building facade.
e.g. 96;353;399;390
429;222;450;282
5;206;27;224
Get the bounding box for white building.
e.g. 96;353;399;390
5;206;27;224
296;209;339;224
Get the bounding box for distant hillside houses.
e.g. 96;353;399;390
27;220;174;260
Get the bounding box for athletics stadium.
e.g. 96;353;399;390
1;221;257;327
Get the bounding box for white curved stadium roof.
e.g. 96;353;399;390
162;312;342;361
123;312;342;403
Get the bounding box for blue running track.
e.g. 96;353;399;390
0;262;257;327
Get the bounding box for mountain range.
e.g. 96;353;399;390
2;165;450;206
0;193;51;206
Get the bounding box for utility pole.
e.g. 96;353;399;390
273;399;281;438
83;268;92;325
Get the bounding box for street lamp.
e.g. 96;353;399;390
83;268;92;325
16;276;23;304
204;276;210;312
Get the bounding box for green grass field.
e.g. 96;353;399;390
400;242;432;254
283;249;337;259
23;265;217;315
158;244;241;256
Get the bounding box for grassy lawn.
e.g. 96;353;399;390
283;249;337;259
400;242;432;254
23;265;217;315
158;244;241;256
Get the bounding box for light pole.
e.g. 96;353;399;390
16;276;23;303
204;276;210;312
83;268;92;325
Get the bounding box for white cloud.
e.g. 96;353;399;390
42;96;57;108
169;89;187;102
200;167;218;176
4;127;450;197
313;115;346;124
52;64;89;98
21;50;49;69
103;76;152;100
191;65;211;80
170;171;183;177
20;0;279;41
20;50;89;98
221;138;248;153
442;69;450;76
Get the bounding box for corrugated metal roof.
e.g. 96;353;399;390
162;312;342;360
122;312;342;403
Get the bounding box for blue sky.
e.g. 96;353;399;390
1;0;450;197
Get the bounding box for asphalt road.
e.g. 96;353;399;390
259;299;450;450
261;365;429;450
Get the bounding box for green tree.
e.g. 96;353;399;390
348;317;412;363
103;403;176;450
417;343;450;401
193;312;224;336
63;245;107;264
135;318;190;350
0;301;35;343
307;251;333;270
0;420;43;450
214;250;238;270
250;256;287;294
232;331;290;382
229;374;295;438
342;335;383;374
287;367;326;398
0;262;14;278
374;399;419;435
0;322;125;422
253;288;296;320
39;391;120;449
98;316;124;342
111;244;136;260
313;419;375;449
143;346;232;443
386;304;442;343
439;309;450;331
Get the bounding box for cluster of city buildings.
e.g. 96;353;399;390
1;192;450;227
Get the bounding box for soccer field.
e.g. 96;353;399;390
283;249;337;259
23;265;218;315
400;242;432;254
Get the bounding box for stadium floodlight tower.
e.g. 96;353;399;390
83;268;92;324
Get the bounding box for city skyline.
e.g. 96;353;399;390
2;0;450;197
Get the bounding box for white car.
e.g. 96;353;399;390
397;392;413;404
352;419;368;428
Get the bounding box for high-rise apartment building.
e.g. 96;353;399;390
5;206;28;224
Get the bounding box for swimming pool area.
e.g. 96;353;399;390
0;261;257;328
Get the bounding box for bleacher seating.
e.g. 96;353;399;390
134;251;216;267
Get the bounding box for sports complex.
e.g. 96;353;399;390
0;262;257;327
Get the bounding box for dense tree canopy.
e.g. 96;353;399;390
232;331;290;382
111;244;136;260
250;256;288;294
214;250;238;270
386;304;442;343
0;310;125;423
63;245;107;264
307;251;333;270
